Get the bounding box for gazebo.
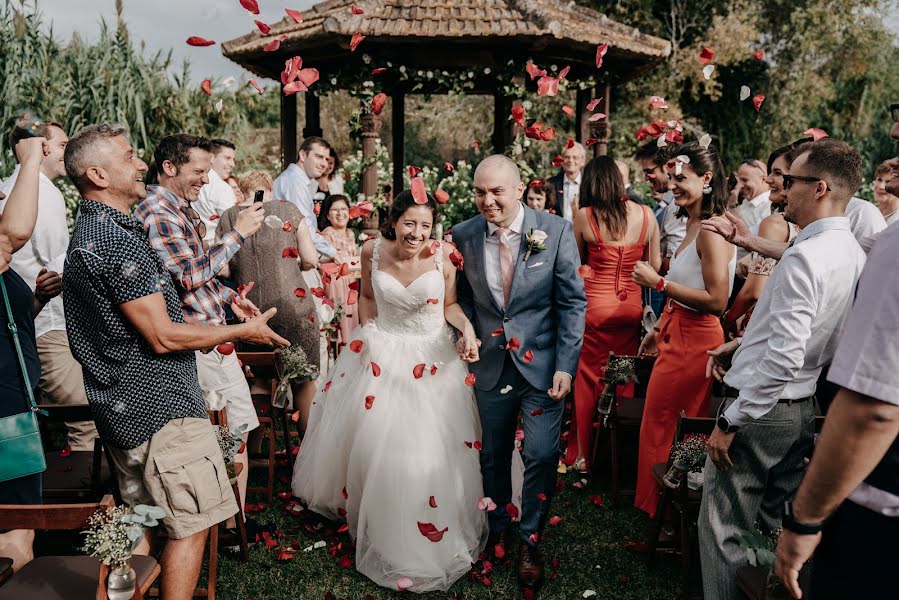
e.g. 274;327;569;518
222;0;670;197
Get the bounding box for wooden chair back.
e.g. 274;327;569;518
0;495;114;531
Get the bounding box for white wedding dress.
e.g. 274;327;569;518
292;238;492;593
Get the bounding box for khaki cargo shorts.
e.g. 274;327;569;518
107;417;238;539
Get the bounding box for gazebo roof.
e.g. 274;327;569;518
222;0;671;83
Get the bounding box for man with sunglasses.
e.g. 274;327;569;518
136;134;266;531
699;139;867;600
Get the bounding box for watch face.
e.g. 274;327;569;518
717;415;729;431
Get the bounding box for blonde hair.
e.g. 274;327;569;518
237;170;273;200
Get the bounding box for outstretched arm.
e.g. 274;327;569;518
701;211;787;260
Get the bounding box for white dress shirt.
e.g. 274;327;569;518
736;191;771;261
844;197;887;254
723;216;866;426
660;200;687;258
561;173;581;222
0;165;69;338
273;163;336;258
484;203;524;309
194;169;237;245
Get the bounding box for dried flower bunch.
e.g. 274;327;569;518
597;355;636;417
273;345;320;408
669;435;710;473
81;504;165;570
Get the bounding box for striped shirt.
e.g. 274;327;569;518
135;185;243;325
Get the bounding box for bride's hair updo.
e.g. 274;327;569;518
380;189;439;240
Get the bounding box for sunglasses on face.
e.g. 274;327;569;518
782;174;830;191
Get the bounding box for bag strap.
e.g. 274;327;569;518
0;275;39;413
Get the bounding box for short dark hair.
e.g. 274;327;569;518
579;156;628;238
380;190;438;240
210;138;236;155
153;134;213;174
318;194;350;231
8;117;64;162
298;136;331;161
669;141;729;219
766;137;814;172
64;122;128;193
327;148;341;181
634;140;670;166
798;138;863;203
524;179;556;211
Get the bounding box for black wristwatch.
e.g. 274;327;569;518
716;414;740;433
782;500;825;535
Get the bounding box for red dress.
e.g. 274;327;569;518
564;206;649;468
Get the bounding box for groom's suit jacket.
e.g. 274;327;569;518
453;203;586;392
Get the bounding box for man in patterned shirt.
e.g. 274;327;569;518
136;134;265;528
62;123;288;599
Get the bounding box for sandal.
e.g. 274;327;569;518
573;458;589;474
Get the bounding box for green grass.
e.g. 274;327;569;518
215;458;680;600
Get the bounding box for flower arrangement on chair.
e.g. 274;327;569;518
662;434;710;489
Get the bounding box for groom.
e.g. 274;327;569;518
454;155;586;591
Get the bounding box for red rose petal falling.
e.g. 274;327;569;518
430;363;438;375
408;165;421;178
450;249;464;270
465;373;476;387
752;93;765;112
511;105;526;127
491;327;504;337
558;65;571;80
523;349;534;363
349;340;364;353
237;281;254;299
410;177;428;205
282;221;293;232
186;36;216;47
595;42;609;68
536;75;559;97
413;363;426;379
539;127;556;141
586;137;599;147
473;440;482;450
506;337;521;352
59;444;72;458
426;298;439;304
371;362;381;376
536;493;547;501
588;494;604;507
804;128;828;141
281;247;299;258
417;522;449;542
525;61;547;80
565;138;575;150
349;32;365;51
561;105;574;117
341;486;348;499
239;0;260;14
200;79;212;96
338;554;353;568
429;496;438;508
217;342;235;355
254;20;271;34
434;189;449;204
698;47;716;63
346;289;359;305
364;395;375;410
444;162;454;172
248;79;265;94
371;67;387;75
464;441;473;448
310;287;326;299
551;155;564;167
528;532;539;543
351;4;364;14
263;36;287;52
370;92;387;116
506;503;519;519
586;98;602;111
429;240;440;255
285;8;303;23
753;49;765;60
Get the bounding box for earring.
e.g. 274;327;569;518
702;185;712;195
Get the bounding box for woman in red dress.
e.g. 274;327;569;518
564;156;661;472
631;142;735;517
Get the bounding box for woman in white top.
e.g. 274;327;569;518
630;141;736;517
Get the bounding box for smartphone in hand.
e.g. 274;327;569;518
254;190;264;203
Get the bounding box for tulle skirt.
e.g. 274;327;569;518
292;321;490;592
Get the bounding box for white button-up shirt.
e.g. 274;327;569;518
845;197;887;254
661;200;688;258
737;191;772;261
723;216;865;426
561;172;581;222
273;163;336;258
485;203;524;309
194;169;237;245
0;165;69;339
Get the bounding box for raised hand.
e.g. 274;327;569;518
34;267;63;302
15;137;49;167
701;211;751;249
234;202;266;238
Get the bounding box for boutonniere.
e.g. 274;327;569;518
523;228;548;261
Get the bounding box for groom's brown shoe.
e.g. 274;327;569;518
517;542;545;591
487;529;513;560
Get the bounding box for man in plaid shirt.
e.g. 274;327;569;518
136;133;265;529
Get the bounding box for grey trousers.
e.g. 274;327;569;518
699;399;816;600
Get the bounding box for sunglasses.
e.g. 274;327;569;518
185;206;207;240
782;174;830;191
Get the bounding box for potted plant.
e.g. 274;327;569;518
81;504;165;600
662;434;709;489
216;422;249;482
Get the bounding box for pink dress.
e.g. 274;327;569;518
322;227;360;342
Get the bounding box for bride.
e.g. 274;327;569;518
292;190;489;592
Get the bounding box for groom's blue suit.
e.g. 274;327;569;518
454;203;586;543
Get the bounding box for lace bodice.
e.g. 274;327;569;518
370;237;447;337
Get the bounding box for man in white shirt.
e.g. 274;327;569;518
193;138;237;247
697;139;867;600
843;196;886;253
734;159;771;261
273;136;337;260
548;142;586;222
0;121;97;450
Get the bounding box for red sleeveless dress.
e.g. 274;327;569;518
564;206;649;468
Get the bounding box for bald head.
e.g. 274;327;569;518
475;154;522;186
474;154;525;227
615;159;630;185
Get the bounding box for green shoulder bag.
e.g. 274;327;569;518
0;273;46;483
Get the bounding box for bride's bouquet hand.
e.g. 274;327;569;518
456;327;481;363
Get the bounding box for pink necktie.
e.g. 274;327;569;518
494;227;513;306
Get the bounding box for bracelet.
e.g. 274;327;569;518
654;277;668;293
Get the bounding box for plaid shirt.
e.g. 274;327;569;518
135;185;243;325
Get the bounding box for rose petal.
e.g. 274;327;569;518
417;521;449;542
739;85;751;101
371;92;387;116
586;137;599;147
364;395;374;410
525;61;547;80
434;189;449;205
578;265;594;279
217;342;235;355
264;214;284;229
549;515;563;526
586;98;602;112
283;221;293;232
536;75;559;97
263;37;282;52
429;495;438;508
444;162;454;172
588;112;606;122
426;298;439;304
410;177;428;205
281;247;299;258
349;340;364;353
477;497;497;511
294;287;307;298
531;408;544;416
239;0;260;15
752;93;765;112
397;577;414;591
371;362;381;376
753;49;765;60
511;105;526;127
200;79;212;96
551;155;564;167
186;36;215;47
539;127;556;141
699;133;712;149
506;503;520;519
413;363;426;379
698;46;716;63
465;373;476;387
408;165;421;178
702;64;715;80
523;349;534;364
237;281;254;299
349;32;365;52
506;337;521;352
648;95;668;110
351;4;364;14
804;128;828;141
254;20;271;34
595;42;609;68
249;79;265;94
473;440;482;451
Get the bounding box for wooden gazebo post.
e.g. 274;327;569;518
392;90;405;197
280;90;297;171
361;111;382;199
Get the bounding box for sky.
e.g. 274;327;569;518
34;0;899;84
